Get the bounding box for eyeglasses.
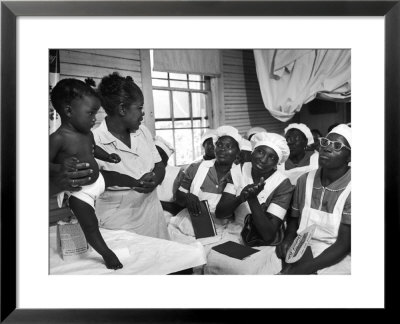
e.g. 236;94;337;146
319;137;351;151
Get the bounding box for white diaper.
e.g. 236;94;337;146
57;174;106;209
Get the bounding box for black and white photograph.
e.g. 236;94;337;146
3;2;396;318
48;48;351;276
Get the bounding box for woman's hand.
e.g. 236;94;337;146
275;236;295;260
239;177;265;202
50;157;93;195
131;172;157;194
185;193;201;216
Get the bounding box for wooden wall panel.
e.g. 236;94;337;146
221;49;288;136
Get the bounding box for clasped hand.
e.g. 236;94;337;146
239;177;265;203
131;171;157;194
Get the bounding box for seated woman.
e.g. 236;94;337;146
278;123;319;185
277;124;351;275
168;125;242;245
154;136;185;222
204;132;294;274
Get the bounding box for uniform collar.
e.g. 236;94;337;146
314;167;351;191
96;119;117;145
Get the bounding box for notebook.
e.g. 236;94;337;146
189;200;217;239
211;241;259;260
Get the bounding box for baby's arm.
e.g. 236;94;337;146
94;145;121;163
91;133;120;163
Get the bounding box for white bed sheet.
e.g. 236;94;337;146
49;226;206;275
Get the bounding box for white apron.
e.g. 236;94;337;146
157;165;181;202
297;169;351;274
95;188;170;240
278;151;319;185
233;163;288;226
204;163;288;275
168;160;241;240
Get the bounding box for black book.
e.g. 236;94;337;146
211;241;259;260
189;200;217;239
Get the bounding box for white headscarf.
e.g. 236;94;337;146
154;136;175;158
239;138;252;152
215;125;242;147
328;124;352;148
284;123;314;145
251;132;290;165
246;127;267;140
201;129;217;145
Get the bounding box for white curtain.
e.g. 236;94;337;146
254;49;351;122
153;49;221;76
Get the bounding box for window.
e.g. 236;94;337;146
151;70;212;166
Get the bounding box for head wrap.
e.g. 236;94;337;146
215;125;242;147
251;132;290;165
328;124;352;148
239;138;252;152
284;123;314;146
201;129;218;145
246;127;267;140
154;136;175;158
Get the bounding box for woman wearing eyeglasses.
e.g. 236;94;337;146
277;124;351;275
278;123;319;185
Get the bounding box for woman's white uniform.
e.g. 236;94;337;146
297;169;351;274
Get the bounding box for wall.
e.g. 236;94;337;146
221;49;289;136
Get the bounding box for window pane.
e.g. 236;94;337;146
174;120;191;128
192;119;201;128
170;80;188;89
155;121;173;129
202;118;209;128
152;79;169;87
153;90;170;118
189;81;202;90
170;73;187;80
174;129;194;165
193;128;203;160
188;74;201;81
152;71;168;79
192;93;206;117
172;91;190;118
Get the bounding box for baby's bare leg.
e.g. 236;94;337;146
68;196;123;270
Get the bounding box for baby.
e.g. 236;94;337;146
50;78;139;269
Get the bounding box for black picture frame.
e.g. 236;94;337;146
1;0;399;322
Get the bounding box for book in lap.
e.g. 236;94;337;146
189;200;217;239
211;241;259;260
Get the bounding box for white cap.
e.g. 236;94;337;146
251;132;290;165
246;127;267;140
201;129;217;145
154;136;175;158
284;123;314;145
239;138;252;152
328;124;352;148
215;125;242;147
